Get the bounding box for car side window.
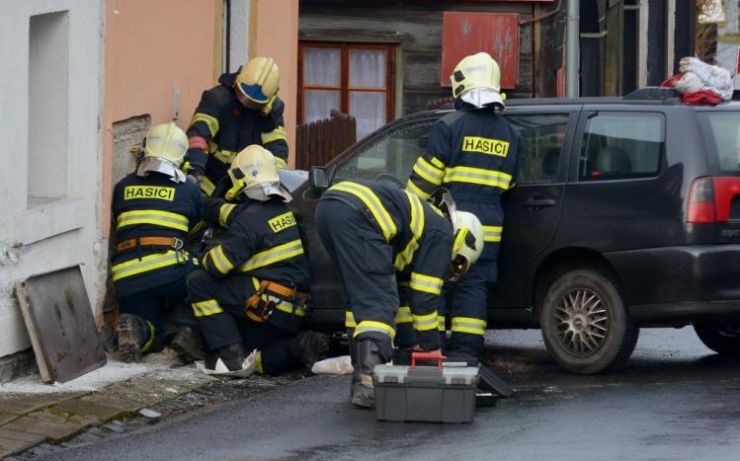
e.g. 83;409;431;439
506;113;570;183
332;121;434;182
579;112;665;181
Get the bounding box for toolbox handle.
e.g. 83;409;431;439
411;351;444;368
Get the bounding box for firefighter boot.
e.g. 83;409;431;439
117;314;152;363
285;331;331;374
219;343;247;371
351;339;384;409
170;326;205;363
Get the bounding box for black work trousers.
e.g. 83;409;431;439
316;199;396;361
186;270;299;374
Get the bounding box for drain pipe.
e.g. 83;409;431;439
565;0;580;97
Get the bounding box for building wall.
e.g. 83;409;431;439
0;0;105;359
253;0;300;165
102;0;220;234
300;1;535;114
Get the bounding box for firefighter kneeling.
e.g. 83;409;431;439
187;145;329;374
315;180;483;408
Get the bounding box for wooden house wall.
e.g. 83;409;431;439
299;1;543;115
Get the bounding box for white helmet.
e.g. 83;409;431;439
450;52;505;109
228;145;291;202
450;211;484;281
137;122;188;183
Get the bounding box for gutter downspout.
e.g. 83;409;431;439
565;0;580;97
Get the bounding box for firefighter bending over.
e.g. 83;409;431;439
407;52;521;359
316;180;483;408
187;145;329;374
185;57;289;196
111;122;203;363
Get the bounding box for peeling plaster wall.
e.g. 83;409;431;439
0;0;104;359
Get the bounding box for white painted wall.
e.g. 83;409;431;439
229;0;251;72
0;0;105;358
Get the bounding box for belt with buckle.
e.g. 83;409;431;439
115;236;184;253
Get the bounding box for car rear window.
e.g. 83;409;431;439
700;112;740;173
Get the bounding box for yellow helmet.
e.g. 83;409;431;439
228;145;291;202
449;211;484;281
450;52;504;109
143;122;188;166
235;57;280;106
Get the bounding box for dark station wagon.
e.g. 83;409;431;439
287;88;740;374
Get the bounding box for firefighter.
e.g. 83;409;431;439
315;179;483;408
187;145;329;374
406;52;521;359
185;56;289;196
111;122;203;363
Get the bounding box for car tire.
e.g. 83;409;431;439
693;320;740;356
540;268;638;374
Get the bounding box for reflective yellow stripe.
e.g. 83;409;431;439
111;250;185;281
443;166;512;190
345;310;357;328
200;176;216;196
240;239;304;272
406;179;432;200
394;306;412;325
274;301;306;317
413;311;439;332
140;321;156;353
207;245;234;275
189;113;219;137
409;272;444;295
430;156;446;169
438;315;446;332
256;350;264;374
251;277;260;290
116;210;189;232
192;299;224;317
483;225;503;243
214;149;237;164
219;203;237;227
274;157;288;169
330;182;397;241
353;320;395;339
451;316;487;336
261;126;288;144
412;157;444;186
394;192;425;271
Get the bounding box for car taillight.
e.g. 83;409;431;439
687;177;740;223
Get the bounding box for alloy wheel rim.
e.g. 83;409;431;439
554;288;609;356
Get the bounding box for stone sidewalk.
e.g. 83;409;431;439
0;360;217;459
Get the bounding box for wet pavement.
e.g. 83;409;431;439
24;328;740;461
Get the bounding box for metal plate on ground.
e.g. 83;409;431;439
16;266;106;383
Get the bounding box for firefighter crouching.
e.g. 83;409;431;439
187;145;329;374
111;122;203;363
315;180;484;408
185;56;289;196
407;52;521;359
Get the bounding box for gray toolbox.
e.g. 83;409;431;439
373;352;478;423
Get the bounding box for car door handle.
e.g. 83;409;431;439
523;196;556;209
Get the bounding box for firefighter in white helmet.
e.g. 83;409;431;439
187;145;329;375
316;179;483;408
111;122;204;363
184;57;289;196
406;51;521;359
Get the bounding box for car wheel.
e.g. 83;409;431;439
693;320;740;356
540;268;638;374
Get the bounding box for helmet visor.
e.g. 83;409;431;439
238;82;268;104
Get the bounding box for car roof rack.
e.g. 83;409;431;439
623;87;680;102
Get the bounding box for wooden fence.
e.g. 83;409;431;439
295;110;357;170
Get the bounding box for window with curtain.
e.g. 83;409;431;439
299;43;395;140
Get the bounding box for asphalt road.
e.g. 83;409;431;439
40;328;740;461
